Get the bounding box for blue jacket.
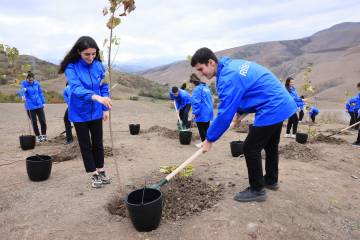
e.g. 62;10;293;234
288;86;304;109
65;59;109;122
206;57;297;142
355;93;360;113
191;83;213;122
18;80;46;110
169;89;191;110
63;85;71;105
309;106;319;117
345;97;358;113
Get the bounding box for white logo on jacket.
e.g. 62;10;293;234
239;62;250;77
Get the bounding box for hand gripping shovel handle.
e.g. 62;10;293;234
150;148;203;189
326;121;360;137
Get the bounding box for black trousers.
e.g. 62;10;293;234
196;121;210;142
27;107;47;136
179;104;191;128
311;115;316;123
357;128;360;143
74;119;104;173
349;112;359;130
64;108;73;142
286;113;298;134
298;110;304;121
243;122;283;191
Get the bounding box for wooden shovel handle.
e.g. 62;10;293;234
165;148;203;181
339;121;360;132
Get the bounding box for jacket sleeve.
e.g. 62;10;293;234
100;83;109;111
191;87;202;116
63;87;69;104
18;81;26;98
345;102;350;111
65;64;95;101
38;82;46;104
169;90;175;100
206;71;246;142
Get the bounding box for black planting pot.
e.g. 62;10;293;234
230;141;244;157
129;124;140;135
126;188;163;232
296;133;308;144
179;130;192;145
26;155;52;181
19;135;36;150
248;124;253;132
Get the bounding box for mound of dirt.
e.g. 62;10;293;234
323;129;352;136
279;142;321;162
312;133;348;144
107;176;224;221
143;125;179;139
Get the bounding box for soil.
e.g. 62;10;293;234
279;141;321;162
143;125;200;141
107;176;225;221
312;133;348;144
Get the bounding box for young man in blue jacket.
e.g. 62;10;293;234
345;97;358;128
306;106;319;123
191;47;297;202
169;87;191;129
189;73;213;148
19;71;48;142
63;83;73;144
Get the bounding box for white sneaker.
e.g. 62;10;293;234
285;134;291;138
195;142;202;148
36;136;42;142
290;134;296;139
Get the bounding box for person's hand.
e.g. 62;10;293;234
21;96;25;101
232;113;242;128
202;140;212;153
103;111;110;121
23;88;27;92
43;104;46;108
92;95;112;109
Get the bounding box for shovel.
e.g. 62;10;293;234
325;121;360;138
149;148;203;190
173;100;185;131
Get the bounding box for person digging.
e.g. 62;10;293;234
191;47;297;202
169;86;192;130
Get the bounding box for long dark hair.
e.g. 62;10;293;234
58;36;101;73
285;77;293;91
189;73;201;86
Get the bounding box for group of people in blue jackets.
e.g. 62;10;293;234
345;83;360;145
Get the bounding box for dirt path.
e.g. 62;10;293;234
0;102;359;240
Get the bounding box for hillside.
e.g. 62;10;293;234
141;22;360;103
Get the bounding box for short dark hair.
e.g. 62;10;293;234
26;71;34;79
191;47;218;67
58;36;101;74
172;86;179;93
357;82;360;88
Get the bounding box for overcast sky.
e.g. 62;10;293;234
1;0;360;69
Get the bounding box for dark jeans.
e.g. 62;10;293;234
27;107;47;136
357;128;360;143
349;112;359;130
311;115;316;123
286;113;298;134
196;121;210;142
299;110;304;121
74;119;104;173
64;108;73;142
179;104;191;128
243;122;283;191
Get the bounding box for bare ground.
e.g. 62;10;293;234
0;101;359;240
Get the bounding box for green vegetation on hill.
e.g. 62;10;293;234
0;91;64;104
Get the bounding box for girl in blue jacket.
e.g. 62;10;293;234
169;87;191;129
191;47;297;202
285;77;303;138
59;36;112;188
63;83;73;144
19;71;48;142
189;73;213;147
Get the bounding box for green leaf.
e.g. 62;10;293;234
106;16;121;29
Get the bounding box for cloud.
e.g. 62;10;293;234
0;0;360;67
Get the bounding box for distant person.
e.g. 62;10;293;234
306;106;319;123
58;36;112;189
191;47;297;202
169;86;191;129
189;73;213;148
19;71;48;142
345;97;358;129
284;77;304;138
180;82;187;90
63;83;73;144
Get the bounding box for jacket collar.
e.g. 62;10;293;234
216;56;231;79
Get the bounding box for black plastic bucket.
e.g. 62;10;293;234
179;130;192;145
230;141;244;157
126;188;163;232
296;133;308;144
26;155;52;181
248;124;253;132
19;135;36;150
129;124;140;135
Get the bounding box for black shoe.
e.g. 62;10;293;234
265;182;279;191
234;187;267;202
66;139;73;144
98;171;111;184
352;141;360;147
